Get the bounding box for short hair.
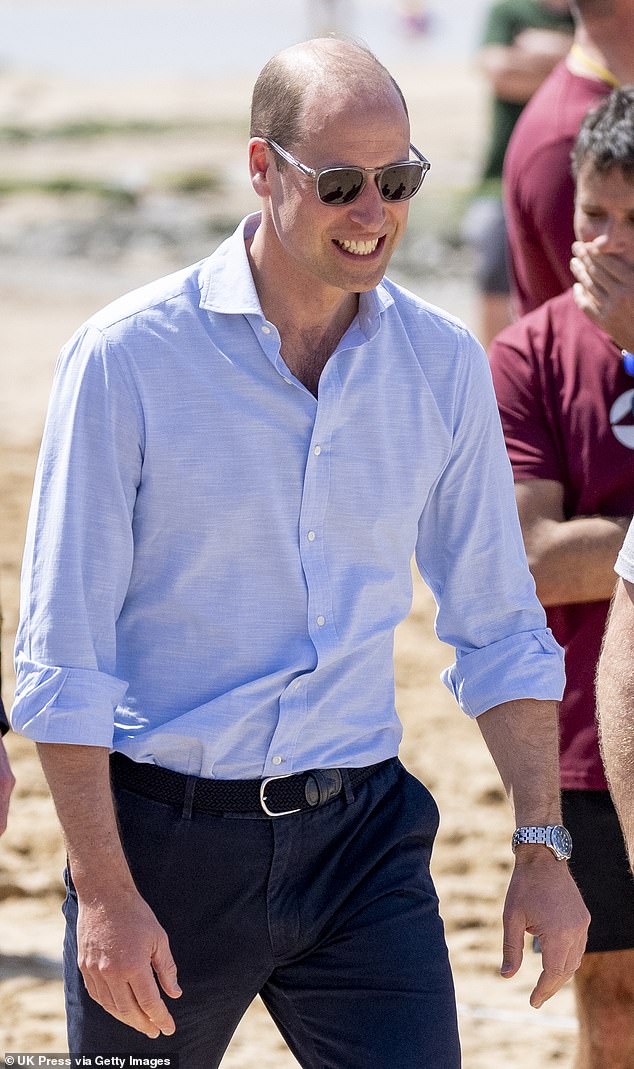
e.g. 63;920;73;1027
249;38;408;166
572;85;634;179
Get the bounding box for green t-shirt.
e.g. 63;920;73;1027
480;0;574;185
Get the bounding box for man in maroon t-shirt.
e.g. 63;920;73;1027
503;0;634;315
491;89;634;1068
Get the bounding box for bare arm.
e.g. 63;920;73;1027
477;698;589;1007
0;737;15;835
479;30;571;103
597;578;634;868
37;743;181;1036
515;479;629;606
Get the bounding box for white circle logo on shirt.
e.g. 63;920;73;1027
610;390;634;449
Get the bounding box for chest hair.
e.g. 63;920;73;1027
280;323;348;397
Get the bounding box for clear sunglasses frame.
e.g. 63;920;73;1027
262;137;431;205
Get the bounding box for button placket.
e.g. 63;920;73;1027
297;379;340;652
265;672;309;774
264;354;344;774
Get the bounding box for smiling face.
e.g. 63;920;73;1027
574;161;634;261
249;79;412;308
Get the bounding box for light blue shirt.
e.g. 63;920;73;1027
616;517;634;582
13;214;564;778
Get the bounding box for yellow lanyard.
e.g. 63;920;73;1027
569;43;620;88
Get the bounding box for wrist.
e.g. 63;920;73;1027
512;823;572;861
512;842;566;866
69;852;137;901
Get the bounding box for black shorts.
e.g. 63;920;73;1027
562;789;634;953
461;195;510;295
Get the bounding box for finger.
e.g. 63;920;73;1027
572;242;633;285
572;236;610;259
570;256;615;301
80;967;103;1006
572;282;601;321
107;978;163;1039
589;251;634;285
530;964;573;1008
501;914;525;979
152;935;182;1000
82;969;162;1038
129;969;177;1036
570;256;597;292
529;935;576;1007
563;941;585;978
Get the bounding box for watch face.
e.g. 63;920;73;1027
551;825;572;859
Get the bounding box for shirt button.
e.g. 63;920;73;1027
317;615;326;627
261;324;271;334
272;755;284;765
283;377;292;385
313;445;321;456
307;530;316;542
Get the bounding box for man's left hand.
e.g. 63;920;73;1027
571;238;634;352
500;850;590;1007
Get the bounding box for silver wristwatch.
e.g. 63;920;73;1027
511;824;573;861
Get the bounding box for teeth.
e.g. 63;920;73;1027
335;238;379;255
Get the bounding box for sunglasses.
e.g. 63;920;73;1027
263;138;431;205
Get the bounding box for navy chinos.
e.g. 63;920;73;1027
63;758;461;1067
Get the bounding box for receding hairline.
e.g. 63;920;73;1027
272;36;404;91
250;36;409;149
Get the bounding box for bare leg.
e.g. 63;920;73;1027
571;949;634;1068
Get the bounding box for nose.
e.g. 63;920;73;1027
598;219;628;255
347;176;388;229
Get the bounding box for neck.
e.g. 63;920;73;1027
246;227;359;342
573;23;634;85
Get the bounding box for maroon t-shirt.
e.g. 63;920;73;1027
503;62;610;316
489;290;634;789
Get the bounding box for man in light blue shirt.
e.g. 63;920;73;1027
13;36;588;1067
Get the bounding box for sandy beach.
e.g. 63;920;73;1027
0;53;580;1067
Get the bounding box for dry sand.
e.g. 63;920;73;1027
0;60;579;1066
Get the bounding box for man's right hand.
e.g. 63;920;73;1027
77;887;181;1037
571;237;634;352
34;743;183;1037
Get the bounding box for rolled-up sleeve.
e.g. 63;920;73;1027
415;332;565;716
616;517;634;583
12;325;143;744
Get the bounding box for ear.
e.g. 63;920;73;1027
249;138;274;199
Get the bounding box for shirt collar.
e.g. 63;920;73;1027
199;212;394;337
199;213;264;316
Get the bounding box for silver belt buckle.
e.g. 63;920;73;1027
260;773;302;817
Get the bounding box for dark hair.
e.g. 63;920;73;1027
572;85;634;178
249;38;408;167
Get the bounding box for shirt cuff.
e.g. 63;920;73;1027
11;656;128;746
441;628;565;718
615;550;634;584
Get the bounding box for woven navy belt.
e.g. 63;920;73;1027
110;751;388;817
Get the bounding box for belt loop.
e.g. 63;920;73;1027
342;769;354;805
182;775;197;820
